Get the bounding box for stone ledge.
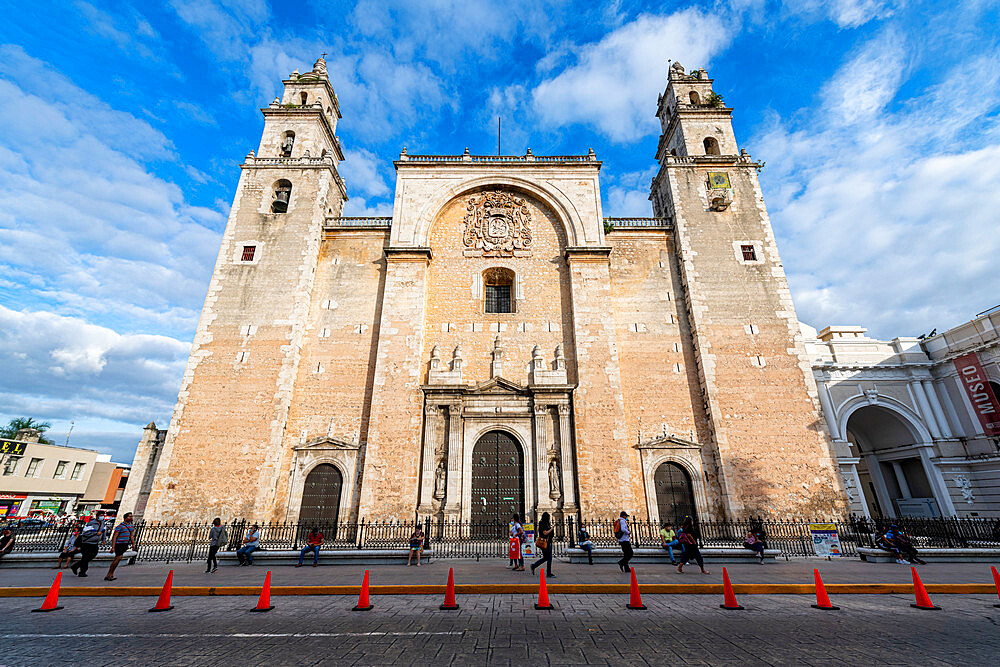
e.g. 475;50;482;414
216;549;434;565
0;551;138;569
565;547;780;564
857;547;1000;563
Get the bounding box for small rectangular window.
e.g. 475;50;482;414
25;457;43;477
70;462;86;480
485;284;512;314
2;456;21;476
241;245;256;262
741;244;757;261
53;460;68;479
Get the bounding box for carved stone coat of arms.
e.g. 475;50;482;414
462;191;532;257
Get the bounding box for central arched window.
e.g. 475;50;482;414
703;137;721;155
281;131;295;157
484;267;514;314
689;91;701;105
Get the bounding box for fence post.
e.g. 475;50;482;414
567;516;576;548
423;516;431;550
356;518;365;549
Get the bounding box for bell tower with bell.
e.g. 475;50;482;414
650;62;847;518
141;56;350;521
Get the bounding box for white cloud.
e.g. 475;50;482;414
340;148;389;198
0;45;221;340
605;166;657;217
0;306;188;420
754;33;1000;338
342;197;393;217
531;10;733;142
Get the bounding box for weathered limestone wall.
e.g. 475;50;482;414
607;231;723;515
272;229;387;521
566;249;637;517
356;248;431;520
663;163;846;517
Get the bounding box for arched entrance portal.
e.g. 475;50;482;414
846;405;940;518
299;464;342;537
654;462;697;525
470;431;525;536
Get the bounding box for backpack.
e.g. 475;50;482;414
613;518;624;539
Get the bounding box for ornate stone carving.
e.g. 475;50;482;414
548;459;561;500
953;475;975;504
463;191;532;257
863;385;879;405
433;460;447;499
841;472;856;503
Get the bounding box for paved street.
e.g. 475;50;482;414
0;592;998;665
1;557;998;588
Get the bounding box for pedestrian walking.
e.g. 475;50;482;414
104;512;135;581
70;517;104;577
659;522;680;565
508;513;525;571
406;525;424;566
530;512;555;578
236;524;261;566
206;518;227;573
577;521;594;565
676;516;710;575
57;524;82;569
0;528;15;562
615;511;633;572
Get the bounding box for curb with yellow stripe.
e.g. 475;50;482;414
0;583;995;597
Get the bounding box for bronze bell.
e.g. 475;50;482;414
272;189;290;213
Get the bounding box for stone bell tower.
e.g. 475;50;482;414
140;56;349;521
651;62;846;517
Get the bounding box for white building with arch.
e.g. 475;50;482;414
805;307;1000;518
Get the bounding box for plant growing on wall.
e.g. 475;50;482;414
707;92;725;108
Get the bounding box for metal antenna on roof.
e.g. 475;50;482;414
498;116;501;156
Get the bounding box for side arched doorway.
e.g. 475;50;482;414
654;462;697;525
846;405;940;518
299;464;342;538
470;431;525;537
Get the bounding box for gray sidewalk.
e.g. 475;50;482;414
0;593;998;665
1;556;998;589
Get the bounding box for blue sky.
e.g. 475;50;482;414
1;0;998;462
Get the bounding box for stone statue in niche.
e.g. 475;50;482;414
463;190;532;257
548;459;561;500
433;460;447;499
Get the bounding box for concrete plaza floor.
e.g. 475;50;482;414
1;556;997;589
0;592;998;665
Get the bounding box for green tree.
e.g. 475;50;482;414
0;417;55;444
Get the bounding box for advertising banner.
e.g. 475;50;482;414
0;440;27;456
808;523;843;557
521;522;535;558
953;352;1000;436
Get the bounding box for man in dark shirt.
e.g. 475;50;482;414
0;528;15;560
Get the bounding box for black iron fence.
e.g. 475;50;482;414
4;515;999;562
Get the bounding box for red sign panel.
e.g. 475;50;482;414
954;352;1000;436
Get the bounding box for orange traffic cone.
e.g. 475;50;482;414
149;570;175;612
910;566;940;610
534;569;553;610
811;569;838;610
440;567;459;610
353;569;373;611
251;571;275;612
32;572;63;612
991;566;1000;608
627;567;646;610
719;567;744;610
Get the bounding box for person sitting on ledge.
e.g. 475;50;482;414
743;530;765;562
577;521;594;565
236;524;260;566
296;527;324;567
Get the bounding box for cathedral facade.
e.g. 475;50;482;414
124;58;847;524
